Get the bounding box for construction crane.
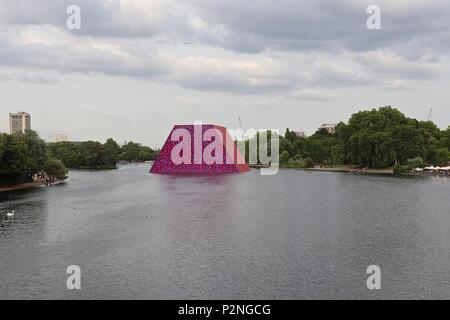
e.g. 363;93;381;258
427;108;433;121
238;117;244;141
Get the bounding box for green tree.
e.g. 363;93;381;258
304;139;328;164
406;157;426;170
44;159;68;180
392;125;425;163
284;128;298;143
103;138;120;167
436;148;450;165
312;128;331;138
15;130;47;173
393;164;408;175
304;157;314;168
293;138;305;156
79;141;105;168
138;146;156;161
0;134;5;161
419;121;442;140
120;142;141;161
280;151;290;166
279;138;294;158
370;132;396;167
349;130;396;167
0;134;34;183
441;126;450;150
46;141;81;168
331;144;345;165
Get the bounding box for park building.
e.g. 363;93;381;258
48;133;68;143
319;123;337;134
9;112;31;134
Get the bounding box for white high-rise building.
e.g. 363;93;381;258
9;112;31;134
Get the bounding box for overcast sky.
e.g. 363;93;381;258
0;0;449;147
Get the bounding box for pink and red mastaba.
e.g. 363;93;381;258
150;124;249;174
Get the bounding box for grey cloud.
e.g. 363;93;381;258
174;0;450;69
0;0;158;38
0;0;448;95
289;89;333;102
2;0;450;56
177;76;291;94
0;72;60;85
0;28;168;79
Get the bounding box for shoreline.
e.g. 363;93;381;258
251;164;395;175
0;181;46;193
302;166;394;174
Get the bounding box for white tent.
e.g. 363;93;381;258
424;166;450;171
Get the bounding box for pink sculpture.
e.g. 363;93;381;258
150;124;249;174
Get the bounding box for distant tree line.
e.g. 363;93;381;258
46;139;158;170
0;131;158;186
250;107;450;169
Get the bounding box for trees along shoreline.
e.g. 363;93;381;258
0;130;68;187
0;131;158;187
248;106;450;172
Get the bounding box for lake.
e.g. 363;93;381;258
1;164;449;299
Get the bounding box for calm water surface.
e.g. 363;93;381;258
1;164;449;299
